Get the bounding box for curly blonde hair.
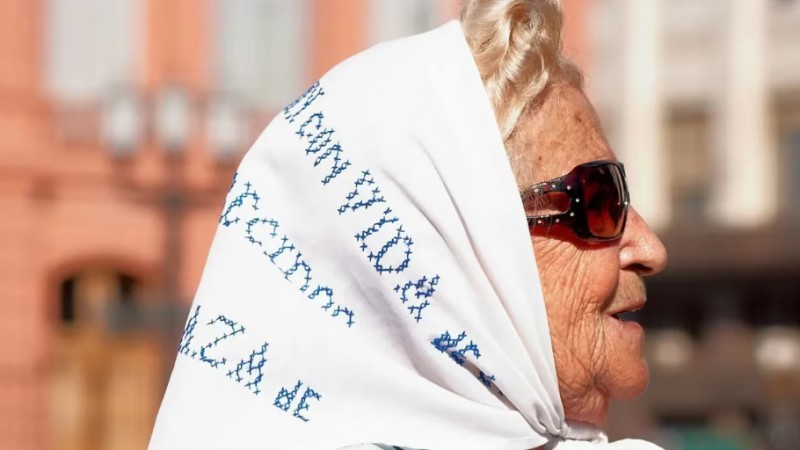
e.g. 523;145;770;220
461;0;582;142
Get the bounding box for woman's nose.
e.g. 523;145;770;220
619;207;668;276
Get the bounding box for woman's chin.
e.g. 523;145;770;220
610;359;649;400
603;315;650;400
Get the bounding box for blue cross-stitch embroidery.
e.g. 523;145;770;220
199;315;246;369
354;207;398;242
332;305;355;328
220;181;261;227
284;82;325;124
245;217;280;246
431;331;481;366
296;112;324;139
282;253;313;292
338;170;386;215
308;285;335;310
274;380;303;412
394;274;440;322
368;225;414;274
267;236;296;262
178;305;201;358
478;371;496;387
227;342;269;395
305;127;335;157
220;176;356;328
313;142;351;185
293;387;322;423
354;208;415;274
294;108;351;185
229;171;239;190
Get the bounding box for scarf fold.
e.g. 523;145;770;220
149;21;662;450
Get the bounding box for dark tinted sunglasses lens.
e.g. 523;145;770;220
581;165;626;238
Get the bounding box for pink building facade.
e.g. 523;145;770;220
0;1;587;449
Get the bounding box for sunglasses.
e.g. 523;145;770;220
521;160;629;241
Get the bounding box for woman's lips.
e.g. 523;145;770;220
608;312;645;334
607;298;646;318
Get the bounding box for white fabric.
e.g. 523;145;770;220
149;21;663;450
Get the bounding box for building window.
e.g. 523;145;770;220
213;0;308;110
367;0;443;46
44;0;142;103
776;98;800;220
667;107;712;225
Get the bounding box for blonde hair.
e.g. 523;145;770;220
461;0;582;142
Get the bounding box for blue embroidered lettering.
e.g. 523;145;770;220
178;304;201;358
284;82;324;124
274;380;303;412
338;170;386;215
431;331;481;366
296;112;324;139
245;217;280;247
394;274;440;322
478;371;496;387
305;127;335;155
282;252;313;292
307;285;334;310
332;305;355;328
220;181;261;227
227;342;269;395
305;129;350;185
266;235;296;262
198;315;246;369
293;387;322;423
354;208;414;274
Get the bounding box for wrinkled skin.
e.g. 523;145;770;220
510;80;668;428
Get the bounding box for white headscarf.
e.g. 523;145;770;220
149;21;663;450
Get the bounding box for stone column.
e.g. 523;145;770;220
620;0;670;230
711;0;776;227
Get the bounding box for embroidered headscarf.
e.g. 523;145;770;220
149;21;663;450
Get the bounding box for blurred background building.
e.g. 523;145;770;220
587;0;800;448
0;1;797;449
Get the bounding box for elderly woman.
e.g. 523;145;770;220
149;0;667;449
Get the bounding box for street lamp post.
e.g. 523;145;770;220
101;84;244;385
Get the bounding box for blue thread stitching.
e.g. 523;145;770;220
332;306;355;328
316;143;351;185
245;217;280;246
354;207;398;242
283;252;313;292
267;236;296;262
478;371;496;387
431;331;481;366
338;170;386;215
293;387;322;422
303;128;351;185
306;128;335;155
355;207;415;274
394;275;440;322
220;181;261;226
178;305;201;358
227;342;269;395
284;82;324;124
296;112;324;139
308;285;335;310
198;315;245;368
274;380;303;412
218;155;356;328
367;225;414;274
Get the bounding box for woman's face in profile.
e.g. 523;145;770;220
513;81;668;427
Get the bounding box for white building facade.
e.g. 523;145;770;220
587;1;800;445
